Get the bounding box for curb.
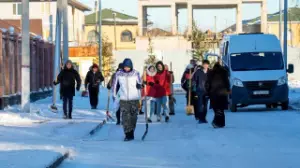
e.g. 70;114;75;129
46;151;69;168
89;119;107;136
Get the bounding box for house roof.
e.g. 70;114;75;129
0;19;42;36
85;8;138;25
69;0;91;12
0;0;91;11
243;7;300;25
221;7;300;33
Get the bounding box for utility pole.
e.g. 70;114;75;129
94;0;98;41
21;0;30;112
98;0;102;72
214;16;217;54
283;0;288;68
279;0;283;46
113;12;117;50
62;0;69;63
49;15;53;42
51;0;62;111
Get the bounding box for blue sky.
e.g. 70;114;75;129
79;0;297;31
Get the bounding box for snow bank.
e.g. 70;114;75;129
0;112;41;126
0;143;72;168
289;80;300;110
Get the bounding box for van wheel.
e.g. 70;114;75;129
272;103;278;108
281;101;289;110
266;104;272;109
230;104;237;112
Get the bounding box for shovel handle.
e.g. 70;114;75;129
188;69;192;106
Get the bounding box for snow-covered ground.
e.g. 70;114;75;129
0;87;299;168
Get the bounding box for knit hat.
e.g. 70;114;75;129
92;63;99;69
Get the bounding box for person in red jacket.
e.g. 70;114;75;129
142;65;157;123
154;61;171;122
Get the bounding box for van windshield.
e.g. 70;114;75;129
230;52;284;71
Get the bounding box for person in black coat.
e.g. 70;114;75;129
205;62;230;128
192;60;210;123
85;64;104;109
181;59;197;105
54;60;81;119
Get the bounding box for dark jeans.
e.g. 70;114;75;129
169;95;175;114
213;108;225;127
199;96;209;121
89;87;99;108
192;92;203;120
116;108;121;123
63;96;73;118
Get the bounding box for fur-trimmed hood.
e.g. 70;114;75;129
147;65;157;77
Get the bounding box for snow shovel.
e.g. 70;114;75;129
186;69;194;116
169;62;175;115
106;90;115;122
142;70;148;141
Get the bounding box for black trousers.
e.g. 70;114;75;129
192;93;203;120
116;108;121;123
213;108;225;127
63;96;73;117
199;96;209;121
169;95;175;114
89;87;99;108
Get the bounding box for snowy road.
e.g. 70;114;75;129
59;95;300;168
0;90;300;168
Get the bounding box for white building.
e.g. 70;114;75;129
0;0;91;45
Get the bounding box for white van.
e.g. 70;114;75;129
219;33;294;112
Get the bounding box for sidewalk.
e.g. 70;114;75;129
0;88;111;167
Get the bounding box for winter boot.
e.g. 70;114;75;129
124;132;133;141
116;120;121;125
63;114;68;119
147;118;152;123
130;130;135;140
212;122;224;128
169;112;175;116
139;110;144;115
165;116;169;123
199;119;208;124
68;112;72;119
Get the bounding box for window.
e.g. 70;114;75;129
121;30;133;42
41;3;51;15
230;52;284;71
87;30;99;42
13;3;22;15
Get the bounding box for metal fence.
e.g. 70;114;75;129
0;29;54;107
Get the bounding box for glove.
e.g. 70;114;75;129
148;82;154;86
136;83;142;89
143;81;147;85
53;81;58;85
155;80;159;84
169;71;173;74
76;86;80;91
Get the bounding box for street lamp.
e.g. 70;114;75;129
113;12;117;50
283;0;288;68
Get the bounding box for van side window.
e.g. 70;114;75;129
225;41;229;55
223;42;229;63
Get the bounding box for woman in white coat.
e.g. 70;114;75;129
113;58;142;141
